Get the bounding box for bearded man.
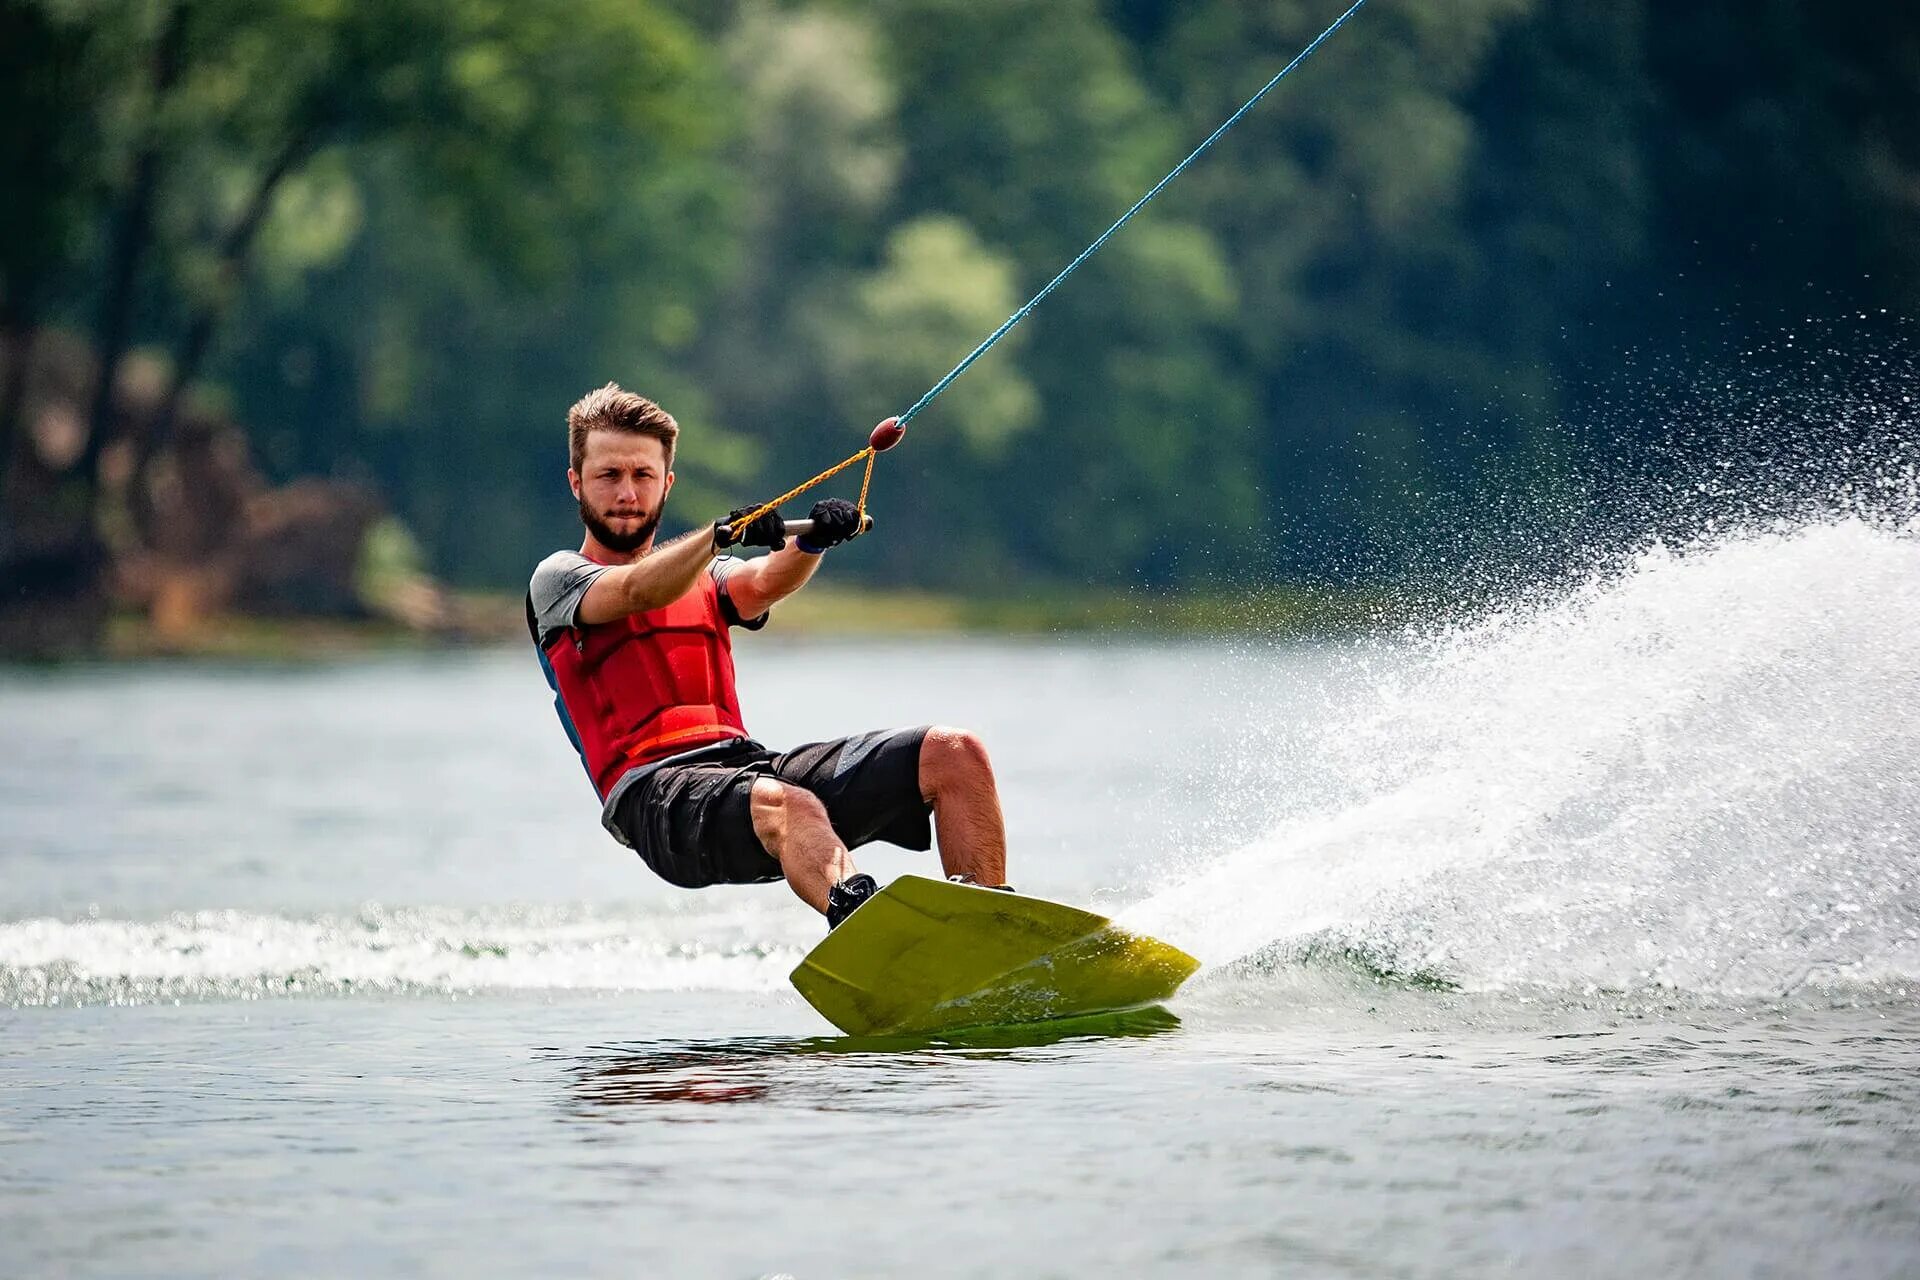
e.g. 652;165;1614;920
527;383;1011;928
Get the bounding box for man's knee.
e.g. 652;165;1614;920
750;777;828;852
920;726;994;796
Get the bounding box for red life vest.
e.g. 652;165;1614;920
534;569;748;799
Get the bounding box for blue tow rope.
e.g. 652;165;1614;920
895;0;1371;428
723;0;1371;538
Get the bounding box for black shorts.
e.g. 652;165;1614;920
609;727;934;889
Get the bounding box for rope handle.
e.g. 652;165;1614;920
784;513;875;540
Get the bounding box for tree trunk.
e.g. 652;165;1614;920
0;314;30;531
145;121;323;459
75;1;190;500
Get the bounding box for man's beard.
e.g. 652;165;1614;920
579;497;662;553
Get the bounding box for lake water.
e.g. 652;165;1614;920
4;518;1919;1278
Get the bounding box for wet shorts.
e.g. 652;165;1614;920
608;726;934;889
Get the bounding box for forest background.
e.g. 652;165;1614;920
1;0;1915;653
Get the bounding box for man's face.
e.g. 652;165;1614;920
570;431;674;553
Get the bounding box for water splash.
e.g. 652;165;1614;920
1125;514;1920;998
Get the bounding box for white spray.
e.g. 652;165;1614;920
1124;514;1920;997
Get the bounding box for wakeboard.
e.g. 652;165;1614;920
790;874;1199;1036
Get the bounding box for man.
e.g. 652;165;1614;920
527;383;1012;928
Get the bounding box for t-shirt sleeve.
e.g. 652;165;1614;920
527;551;607;645
709;556;770;631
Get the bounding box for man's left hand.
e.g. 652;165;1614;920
797;498;862;553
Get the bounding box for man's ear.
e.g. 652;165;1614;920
567;468;581;501
663;470;675;500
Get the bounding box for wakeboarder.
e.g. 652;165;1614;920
528;384;1011;928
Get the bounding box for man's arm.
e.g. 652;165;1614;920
723;543;825;619
574;505;789;625
575;525;721;625
722;498;864;618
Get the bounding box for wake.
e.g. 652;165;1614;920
0;897;814;1007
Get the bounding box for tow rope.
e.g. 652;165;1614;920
725;0;1371;542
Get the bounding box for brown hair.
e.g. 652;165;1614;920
567;382;679;472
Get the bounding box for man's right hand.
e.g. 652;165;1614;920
715;506;787;551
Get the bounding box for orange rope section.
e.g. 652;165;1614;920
856;448;876;512
723;445;875;541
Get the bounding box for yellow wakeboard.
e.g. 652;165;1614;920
789;875;1199;1037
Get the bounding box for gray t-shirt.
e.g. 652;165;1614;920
527;550;765;647
526;550;769;842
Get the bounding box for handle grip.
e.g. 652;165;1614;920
783;513;874;540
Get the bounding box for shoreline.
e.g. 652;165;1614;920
19;583;1406;663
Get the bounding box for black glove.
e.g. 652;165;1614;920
715;506;786;551
797;498;862;553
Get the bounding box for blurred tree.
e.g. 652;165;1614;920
211;1;741;585
851;0;1260;585
5;0;732;623
8;0;1918;633
686;3;901;470
141;0;722;450
1147;0;1561;575
0;0;94;494
804;215;1039;582
812;216;1039;455
1629;0;1920;340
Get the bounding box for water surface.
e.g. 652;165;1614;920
5;520;1919;1277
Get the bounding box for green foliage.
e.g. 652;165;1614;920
816;216;1039;457
10;0;1918;595
0;1;95;321
353;514;426;608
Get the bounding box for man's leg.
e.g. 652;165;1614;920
749;776;854;915
918;726;1007;885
